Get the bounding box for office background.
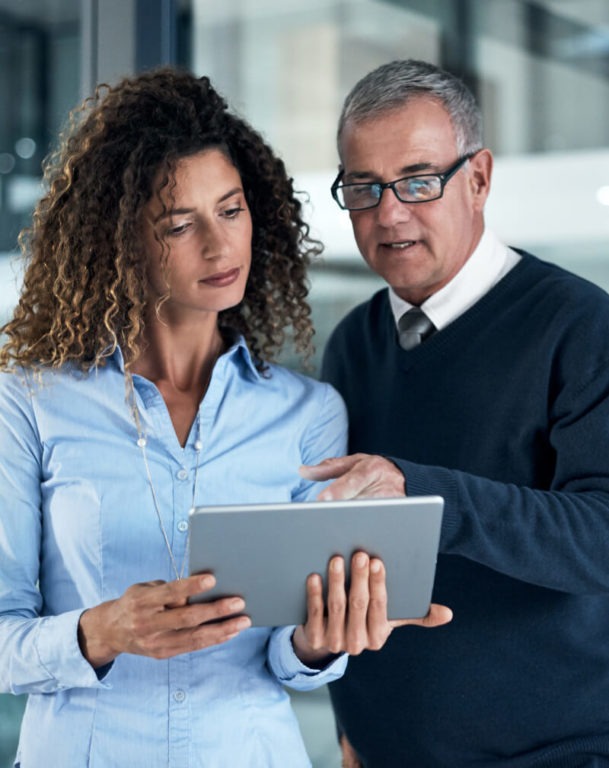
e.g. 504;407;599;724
1;1;608;765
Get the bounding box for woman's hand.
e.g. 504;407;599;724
292;552;452;666
78;574;251;668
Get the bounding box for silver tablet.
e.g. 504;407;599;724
188;496;443;627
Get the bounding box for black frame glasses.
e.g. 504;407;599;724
330;152;478;211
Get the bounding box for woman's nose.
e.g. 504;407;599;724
199;224;226;260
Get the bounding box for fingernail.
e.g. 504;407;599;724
370;559;381;573
355;552;368;568
229;598;245;611
200;574;215;589
235;616;251;629
331;557;343;573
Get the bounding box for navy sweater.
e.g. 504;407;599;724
323;253;609;767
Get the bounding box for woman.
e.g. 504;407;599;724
0;68;447;767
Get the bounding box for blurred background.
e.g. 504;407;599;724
1;1;608;765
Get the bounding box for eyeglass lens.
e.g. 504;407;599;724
337;175;443;210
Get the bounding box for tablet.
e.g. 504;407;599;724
188;496;443;627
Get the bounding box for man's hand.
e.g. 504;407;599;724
291;552;452;666
300;454;405;500
340;733;362;768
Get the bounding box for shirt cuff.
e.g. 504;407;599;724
33;609;113;691
267;625;348;691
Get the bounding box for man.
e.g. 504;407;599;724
301;59;609;767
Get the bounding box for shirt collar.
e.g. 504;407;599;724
107;330;262;381
388;228;520;331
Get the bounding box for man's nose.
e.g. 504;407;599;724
375;187;413;227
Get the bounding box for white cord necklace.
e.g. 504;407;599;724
130;382;202;581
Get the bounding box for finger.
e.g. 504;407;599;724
366;557;390;650
189;613;252;649
145;612;253;659
121;575;215;617
391;603;453;629
340;733;363;768
345;552;371;654
156;573;217;609
317;470;371;502
155;595;247;633
299;454;363;481
303;572;326;649
317;456;405;501
160;573;216;608
325;556;347;652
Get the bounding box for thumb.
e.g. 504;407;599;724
393;603;453;629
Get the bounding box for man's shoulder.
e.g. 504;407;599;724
515;250;609;300
497;250;609;323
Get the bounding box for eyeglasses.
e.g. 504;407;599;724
330;153;477;211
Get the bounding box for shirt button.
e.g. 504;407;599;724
177;520;188;533
176;468;188;481
173;690;186;703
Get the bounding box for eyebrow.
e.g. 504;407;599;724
343;162;436;183
153;187;244;222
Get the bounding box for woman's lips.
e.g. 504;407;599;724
200;267;240;287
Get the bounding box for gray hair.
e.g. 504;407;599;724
337;59;483;159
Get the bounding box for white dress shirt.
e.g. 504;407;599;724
388;228;521;330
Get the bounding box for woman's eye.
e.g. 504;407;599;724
167;222;191;236
223;206;245;219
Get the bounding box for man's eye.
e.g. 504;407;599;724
401;178;437;199
349;185;379;201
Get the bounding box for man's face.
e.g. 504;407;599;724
338;97;492;305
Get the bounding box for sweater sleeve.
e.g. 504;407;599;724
0;372;108;694
394;359;609;595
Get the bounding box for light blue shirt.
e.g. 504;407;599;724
0;335;348;767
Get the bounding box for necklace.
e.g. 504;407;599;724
127;334;223;581
129;382;202;581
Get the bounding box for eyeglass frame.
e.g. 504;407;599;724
330;151;480;211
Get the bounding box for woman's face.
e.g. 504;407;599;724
141;148;253;321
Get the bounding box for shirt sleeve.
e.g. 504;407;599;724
0;371;109;694
265;380;348;685
292;381;348;502
266;625;348;690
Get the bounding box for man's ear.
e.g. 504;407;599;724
469;148;493;210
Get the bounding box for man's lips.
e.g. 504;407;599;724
199;267;240;286
381;240;418;249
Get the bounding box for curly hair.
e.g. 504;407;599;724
0;67;321;372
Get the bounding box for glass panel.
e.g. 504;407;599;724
0;3;81;759
0;0;81;323
186;0;609;378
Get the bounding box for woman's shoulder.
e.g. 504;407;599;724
261;362;346;416
0;359;116;402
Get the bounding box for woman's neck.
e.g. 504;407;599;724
132;314;225;446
